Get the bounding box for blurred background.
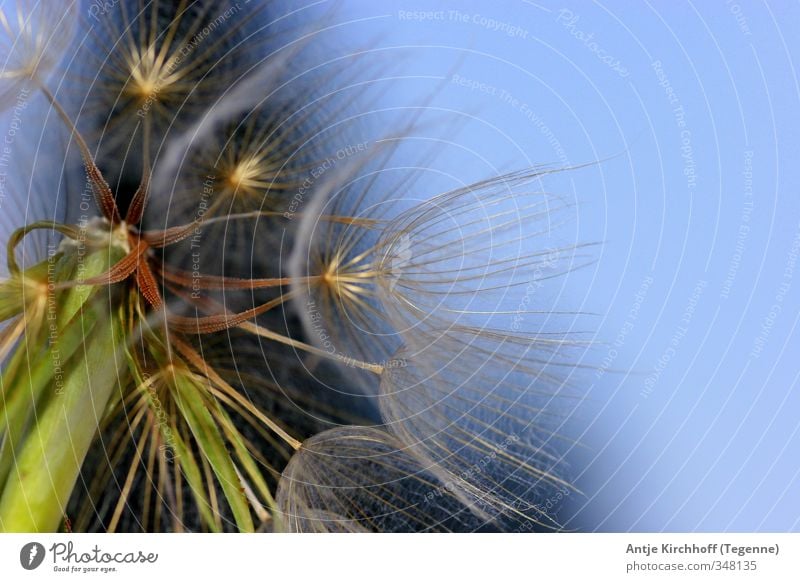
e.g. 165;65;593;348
320;0;800;531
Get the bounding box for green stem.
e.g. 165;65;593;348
0;308;99;490
0;239;128;532
0;305;125;532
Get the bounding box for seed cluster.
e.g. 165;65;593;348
0;1;587;532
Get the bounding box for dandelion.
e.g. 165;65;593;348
143;46;369;282
0;1;331;533
276;425;488;532
278;162;592;531
288;161;592;376
0;0;591;533
0;0;76;110
62;0;283;192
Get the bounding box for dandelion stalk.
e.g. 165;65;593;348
0;240;127;532
0;0;589;533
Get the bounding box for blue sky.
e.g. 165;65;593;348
329;1;800;531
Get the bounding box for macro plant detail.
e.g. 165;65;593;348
0;0;588;533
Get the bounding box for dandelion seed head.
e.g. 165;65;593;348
123;42;175;102
225;157;262;194
0;0;76;110
374;334;577;530
276;425;488;532
0;0;592;533
63;0;284;193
